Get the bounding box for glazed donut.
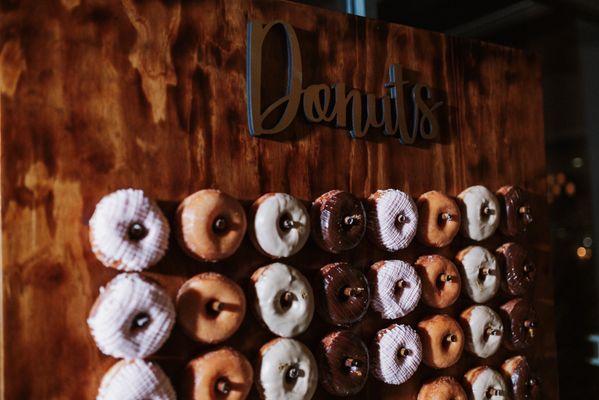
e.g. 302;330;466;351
496;242;536;297
416;191;461;248
371;323;422;385
366;189;418;252
414;255;461;309
182;347;253;400
177;189;246;262
501;355;541;400
417;376;467;400
368;260;422;319
250;193;310;258
319;330;369;396
500;298;538;351
464;366;509;400
256;338;318;400
455;246;500;303
417;314;464;369
87;273;175;359
459;305;503;358
497;185;533;237
176;272;246;344
251;263;314;337
457;185;500;241
89;188;169;271
314;262;370;326
311;190;366;253
97;359;175;400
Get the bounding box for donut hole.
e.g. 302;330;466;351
284;364;304;388
342;214;362;230
278;213;295;232
278;291;295;311
436;211;453;227
214;377;231;397
212;215;229;235
127;222;148;241
130;312;151;332
205;299;224;319
479;202;496;219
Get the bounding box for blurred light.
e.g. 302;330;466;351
547;174;555;185
583;236;593;247
577;246;592;260
552;184;562;196
572;157;584;168
565;182;576;196
557;172;567;185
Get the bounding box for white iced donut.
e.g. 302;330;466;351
257;338;318;400
251;263;314;337
250;193;310;258
460;305;503;358
369;260;422;319
89;189;169;271
464;366;509;400
372;324;422;385
366;189;418;252
457;185;500;241
455;246;500;303
88;273;175;359
97;359;175;400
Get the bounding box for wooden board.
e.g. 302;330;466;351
0;0;557;399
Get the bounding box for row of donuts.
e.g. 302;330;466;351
88;185;533;272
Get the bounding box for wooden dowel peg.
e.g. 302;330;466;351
216;378;230;395
280;218;296;230
213;217;228;233
480;267;494;276
343;214;362;226
396;279;408;290
343;286;365;298
398;347;411;357
483;206;495;216
209;300;224;313
445;334;458;343
440;212;453;221
439;273;453;283
486;387;503;397
485;327;500;337
396;214;407;224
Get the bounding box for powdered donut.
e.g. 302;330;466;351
182;347;253;400
464;366;509;400
500;298;538;351
251;263;314;337
97;359;175;400
88;273;175;359
417;314;464;369
457;185;500;241
366;189;418;252
176;272;246;344
89;188;169;271
414;255;461;309
371;323;422;385
250;193;310;258
417;191;461;248
177;189;246;262
501;355;541;400
497;185;533;237
256;338;318;400
311;190;366;253
496;242;536;297
455;245;500;303
319;330;369;396
459;305;503;358
368;260;422;319
417;376;467;400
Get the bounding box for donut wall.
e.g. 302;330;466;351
0;0;558;399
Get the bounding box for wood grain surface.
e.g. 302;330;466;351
0;0;557;399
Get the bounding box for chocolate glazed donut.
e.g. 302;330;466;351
500;298;538;351
496;242;536;297
497;185;533;237
311;190;366;253
502;355;541;400
314;262;370;326
319;330;369;396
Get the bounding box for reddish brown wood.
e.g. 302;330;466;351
1;0;556;399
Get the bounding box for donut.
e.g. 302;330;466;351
251;263;314;337
464;366;509;400
371;323;422;385
417;376;467;400
89;188;169;271
500;298;538;351
250;193;310;258
496;185;533;237
176;272;246;344
87;273;175;359
97;359;175;400
455;246;500;303
318;330;369;396
417;314;464;369
414;255;461;309
368;260;422;319
366;189;418;252
501;355;541;400
182;347;253;400
256;338;318;400
177;189;246;262
311;190;366;253
457;185;500;241
459;305;503;358
314;262;370;326
496;242;536;297
416;191;461;248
